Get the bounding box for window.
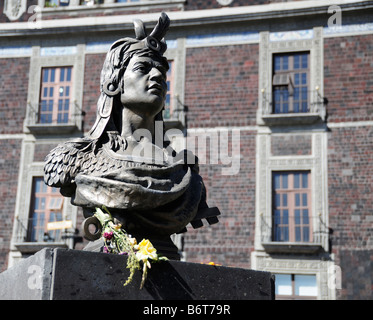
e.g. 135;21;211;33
272;171;312;242
272;52;310;114
45;0;70;6
80;0;104;5
164;60;175;120
115;0;140;2
39;66;73;124
275;274;317;300
28;177;64;242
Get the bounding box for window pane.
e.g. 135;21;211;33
294;173;300;189
274;210;281;225
282;194;287;207
283;209;288;225
282;56;288;70
303;226;309;242
294;54;300;69
66;67;72;81
275;194;281;206
302;193;307;206
301;54;308;68
295;226;301;241
295;275;317;296
43;68;49;82
302;73;307;85
50;68;55;82
282;174;288;189
302;102;308;112
294;73;299;85
295;209;300;224
303;209;309;224
295;194;300;207
294;102;299;113
274;173;280;190
302;173;308;188
274;56;281;71
302;87;308;100
283;226;289;242
275;274;292;295
60;68;65;82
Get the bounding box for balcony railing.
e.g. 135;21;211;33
260;88;327;125
25;101;83;133
13;217;71;253
259;213;329;253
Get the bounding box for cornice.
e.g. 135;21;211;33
0;0;372;37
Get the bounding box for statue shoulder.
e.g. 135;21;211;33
44;137;98;188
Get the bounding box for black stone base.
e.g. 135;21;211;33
0;248;274;300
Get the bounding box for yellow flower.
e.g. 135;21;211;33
135;239;158;262
113;223;122;231
207;262;222;266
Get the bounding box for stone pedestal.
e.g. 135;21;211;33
0;248;274;300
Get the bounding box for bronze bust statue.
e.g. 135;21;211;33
44;13;220;259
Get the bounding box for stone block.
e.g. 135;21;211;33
0;248;274;300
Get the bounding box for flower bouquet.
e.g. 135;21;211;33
94;206;168;289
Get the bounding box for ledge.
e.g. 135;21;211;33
262;242;323;254
13;242;68;254
261;112;322;126
26;123;81;135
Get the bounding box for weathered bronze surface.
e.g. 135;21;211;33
44;13;220;257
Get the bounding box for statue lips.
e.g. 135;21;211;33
147;83;165;97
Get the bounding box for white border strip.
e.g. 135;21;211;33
328;121;373;128
0;46;32;57
324;22;373;38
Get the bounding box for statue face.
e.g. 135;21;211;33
120;54;168;117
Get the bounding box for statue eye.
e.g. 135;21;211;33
133;62;150;74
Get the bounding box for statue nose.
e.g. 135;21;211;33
149;67;163;81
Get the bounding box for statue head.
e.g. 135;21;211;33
88;13;170;140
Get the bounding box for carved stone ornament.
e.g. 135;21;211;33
44;13;220;258
4;0;27;21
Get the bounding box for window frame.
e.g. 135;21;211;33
10;160;77;260
275;273;318;300
28;177;65;243
257;28;325;126
39;66;74;125
25;45;84;134
272;52;310;114
272;171;313;243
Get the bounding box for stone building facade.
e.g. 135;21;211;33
0;0;372;299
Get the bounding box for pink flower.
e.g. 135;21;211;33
103;231;114;240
